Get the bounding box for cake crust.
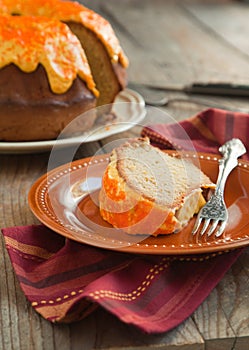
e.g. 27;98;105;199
0;64;96;141
67;22;127;107
99;138;215;236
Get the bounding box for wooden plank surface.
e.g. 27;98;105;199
0;1;249;349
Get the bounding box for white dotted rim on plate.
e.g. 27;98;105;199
36;153;249;251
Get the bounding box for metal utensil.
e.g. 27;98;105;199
130;82;249;97
128;83;249;111
142;95;239;110
192;138;246;237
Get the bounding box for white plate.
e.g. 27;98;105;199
0;89;146;154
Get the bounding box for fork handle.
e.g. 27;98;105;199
215;139;246;195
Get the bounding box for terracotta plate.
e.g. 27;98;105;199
28;151;249;255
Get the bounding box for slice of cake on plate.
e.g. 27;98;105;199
99;138;215;236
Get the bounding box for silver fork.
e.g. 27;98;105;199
192;138;246;237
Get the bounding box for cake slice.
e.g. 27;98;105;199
99;138;215;236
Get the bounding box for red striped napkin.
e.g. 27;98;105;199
1;108;247;334
142;108;249;159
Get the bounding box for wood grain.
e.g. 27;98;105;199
1;0;249;349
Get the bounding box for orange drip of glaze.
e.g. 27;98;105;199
99;165;177;236
102;170;126;202
0;0;129;68
0;14;98;95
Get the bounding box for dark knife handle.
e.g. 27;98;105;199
186;83;249;97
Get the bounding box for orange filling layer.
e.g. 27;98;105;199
99;166;180;236
0;14;98;95
0;0;129;68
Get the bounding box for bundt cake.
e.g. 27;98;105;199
0;0;128;141
99;138;215;236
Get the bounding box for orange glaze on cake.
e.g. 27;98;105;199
0;0;129;68
99;161;180;236
0;14;98;95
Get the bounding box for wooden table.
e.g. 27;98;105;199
1;0;249;349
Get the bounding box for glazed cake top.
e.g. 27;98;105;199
0;0;128;68
0;14;98;95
